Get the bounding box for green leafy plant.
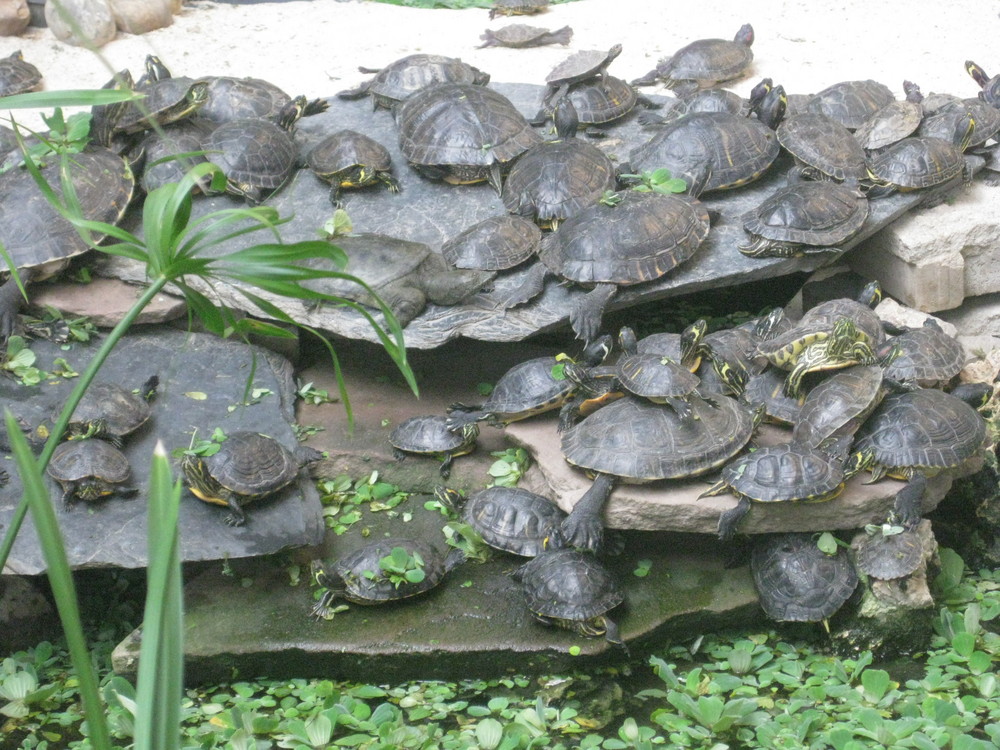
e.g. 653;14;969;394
618;168;688;194
487;446;530;487
296;379;336;405
1;335;47;385
367;546;426;587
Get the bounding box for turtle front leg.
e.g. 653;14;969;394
717;496;752;541
892;473;926;529
570;283;617;345
552;472;617;553
224;497;248;527
0;267;39;341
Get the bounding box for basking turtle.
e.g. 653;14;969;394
561;75;654;129
515;547;624;643
635;318;709;372
197;75;327;125
478;24;572;48
181;431;323;526
806;79;895;130
501;98;617;229
614;326;702;418
441;214;541;276
641;87;750;126
703;443;873;540
435;486;566;557
311;537;464;618
489;0;550;19
0;146;135;338
854;81;925;152
632;24;754;93
751;532;859;623
741;367;807;426
48;438;137;508
776;112;868;182
389;415;479;479
541;44;623;108
306;129;400;204
136;119;213;194
791;365;893;450
66;376;159;445
917;98;1000;150
396;82;542;194
739;178;869;258
0;50;42;97
446;334;611;429
852;525;924;580
113;55;208;135
338;54;490;110
878;319;966;389
965;60;1000;108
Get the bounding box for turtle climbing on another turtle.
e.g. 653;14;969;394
539;43;623;110
337;54;490;110
854;80;925;152
806;79;895;130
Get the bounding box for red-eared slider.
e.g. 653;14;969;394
541;44;623;108
306;129;400;204
441;214;542;274
741;367;807;426
311;537;463;618
204;98;303;204
751;532;859;622
635;318;709;372
501;98;617;229
776;112;868;182
515;547;624;643
792;365;891;450
137;119;213;194
917;98;1000;150
739;179;869;258
396;82;542;194
435;486;566;557
446;334;611;429
626;84;785;193
614;326;701;418
479;24;572;48
702;443;873;540
181;431;322;526
0;50;42;97
877;319;965;388
389;415;479;479
197;75;327;125
338;54;490;110
113;55;208;135
965;60;1000;108
855;81;925;152
489;0;550;19
632;24;755;93
852;525;924;580
0;146;134;338
66;376;159;445
48;438;136;508
694;310;787;396
806;79;895;130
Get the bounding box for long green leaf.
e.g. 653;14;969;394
0;89;137;109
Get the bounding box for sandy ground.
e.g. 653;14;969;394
5;0;1000;131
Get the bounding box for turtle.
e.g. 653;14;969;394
632;23;755;93
751;532;859;623
489;0;550;19
446;334;612;429
499;170;712;344
702;442;874;540
740;367;807;426
48;438;137;508
306;129;400;204
300;233;493;326
501;98;618;229
791;365;894;450
556;360;627;432
540;43;623;110
337;54;490;110
965;60;1000;108
514;547;624;643
918;99;1000;151
851;525;924;580
532;74;658;131
113;55;209;135
613;326;702;418
639;87;750;127
196;75;327;125
0;146;135;339
775;112;868;182
181;431;323;526
739;178;870;258
435;486;566;557
136;118;214;194
635;318;709;372
65;375;159;445
877;319;965;389
0;124;18;160
203;97;304;204
806;79;895;130
854;81;925;152
625;83;785;193
0;50;42;97
441;214;541;277
395;82;542;194
311;537;464;618
478;24;573;49
389;415;479;479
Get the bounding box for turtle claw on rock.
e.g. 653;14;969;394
550;473;618;554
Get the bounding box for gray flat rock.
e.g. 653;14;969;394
94;83;959;349
0;328;323;575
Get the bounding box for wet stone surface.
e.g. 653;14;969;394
0;328;323;575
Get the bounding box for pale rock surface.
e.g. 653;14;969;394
108;0;172;35
31;278;187;327
0;0;30;36
45;0;116;47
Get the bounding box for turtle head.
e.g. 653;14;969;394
617;326;639;356
858;279;883;308
735;23;754;46
844;448;876;480
680;319;708;368
580;333;614;366
753;83;786;130
433;486;465;515
553;96;580;140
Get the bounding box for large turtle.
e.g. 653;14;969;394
0;50;42;97
441;214;541;276
0;146;135;338
791;365;893;450
48;438;137;508
775;112;868;183
806;79;895;130
338;54;490;110
632;24;755;93
197;75;327;125
396;82;542;194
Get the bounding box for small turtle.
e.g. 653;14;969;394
338;54;490;110
137;119;213;194
852;526;924;580
614;326;702;418
441;214;541;274
478;24;572;48
854;81;925;152
311;537;464;618
0;50;42;97
182;431;323;526
641;87;751;126
515;547;624;643
533;74;658;131
306;129;400;204
965;60;1000;108
806;79;895;130
113;55;209;135
635;318;709;372
632;24;754;93
48;438;137;508
703;443;873;540
776;112;868;182
435;486;566;557
751;532;859;623
541;43;623;108
197;75;327;125
389;415;479;479
489;0;550;19
66;376;159;445
877;319;966;389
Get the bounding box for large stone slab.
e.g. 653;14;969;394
94;83;948;349
0;328;323;575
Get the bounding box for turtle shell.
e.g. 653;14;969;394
138;120;213;194
852;528;923;580
306;129;398;193
792;365;886;448
462;486;566;556
115;75;208;135
647;24;754;89
806;79;895;130
204;117;298;202
478;24;572;49
327;537;449;604
390;415;478;454
194;431;300;498
518;547;623;625
918;99;1000;149
615;351;700;402
867;136;966;190
341;54;490;109
716;442;850;505
0;50;42;97
564;76;638;126
545;44;622;89
561;394;756;481
489;0;550;18
751;532;858;622
878;322;965;388
442;215;541;272
197;75;292;124
48;438;132;505
854;83;924;151
68;380;155;441
776;113;868;182
396;83;542;187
